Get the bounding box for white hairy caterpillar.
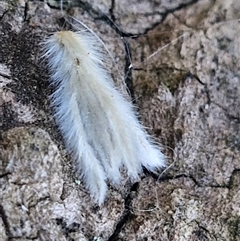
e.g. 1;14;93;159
42;31;165;204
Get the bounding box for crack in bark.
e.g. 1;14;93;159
123;38;134;102
109;0;115;22
139;0;200;35
107;182;139;241
0;9;8;21
23;1;28;22
0;72;11;79
212;101;240;123
0;172;10;178
0;204;12;240
194;220;217;241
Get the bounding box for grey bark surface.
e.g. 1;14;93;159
0;0;240;240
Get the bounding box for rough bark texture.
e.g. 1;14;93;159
0;0;240;240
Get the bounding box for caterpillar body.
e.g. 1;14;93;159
42;31;165;204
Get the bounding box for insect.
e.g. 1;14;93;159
42;30;165;204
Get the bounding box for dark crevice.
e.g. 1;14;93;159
109;0;116;22
0;172;11;178
123;39;135;102
23;1;28;22
0;10;8;21
141;0;200;36
107;182;139;241
226;168;240;189
0;72;11;79
154;171;226;192
155;172;199;186
156;169;240;190
0;204;12;240
194;220;217;241
212;101;240;123
225;113;240;123
157;171;239;190
107;213;131;241
186;72;206;85
143;167;168;182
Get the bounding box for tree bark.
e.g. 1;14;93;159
0;0;240;240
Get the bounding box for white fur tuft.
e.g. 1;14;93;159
42;31;165;205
